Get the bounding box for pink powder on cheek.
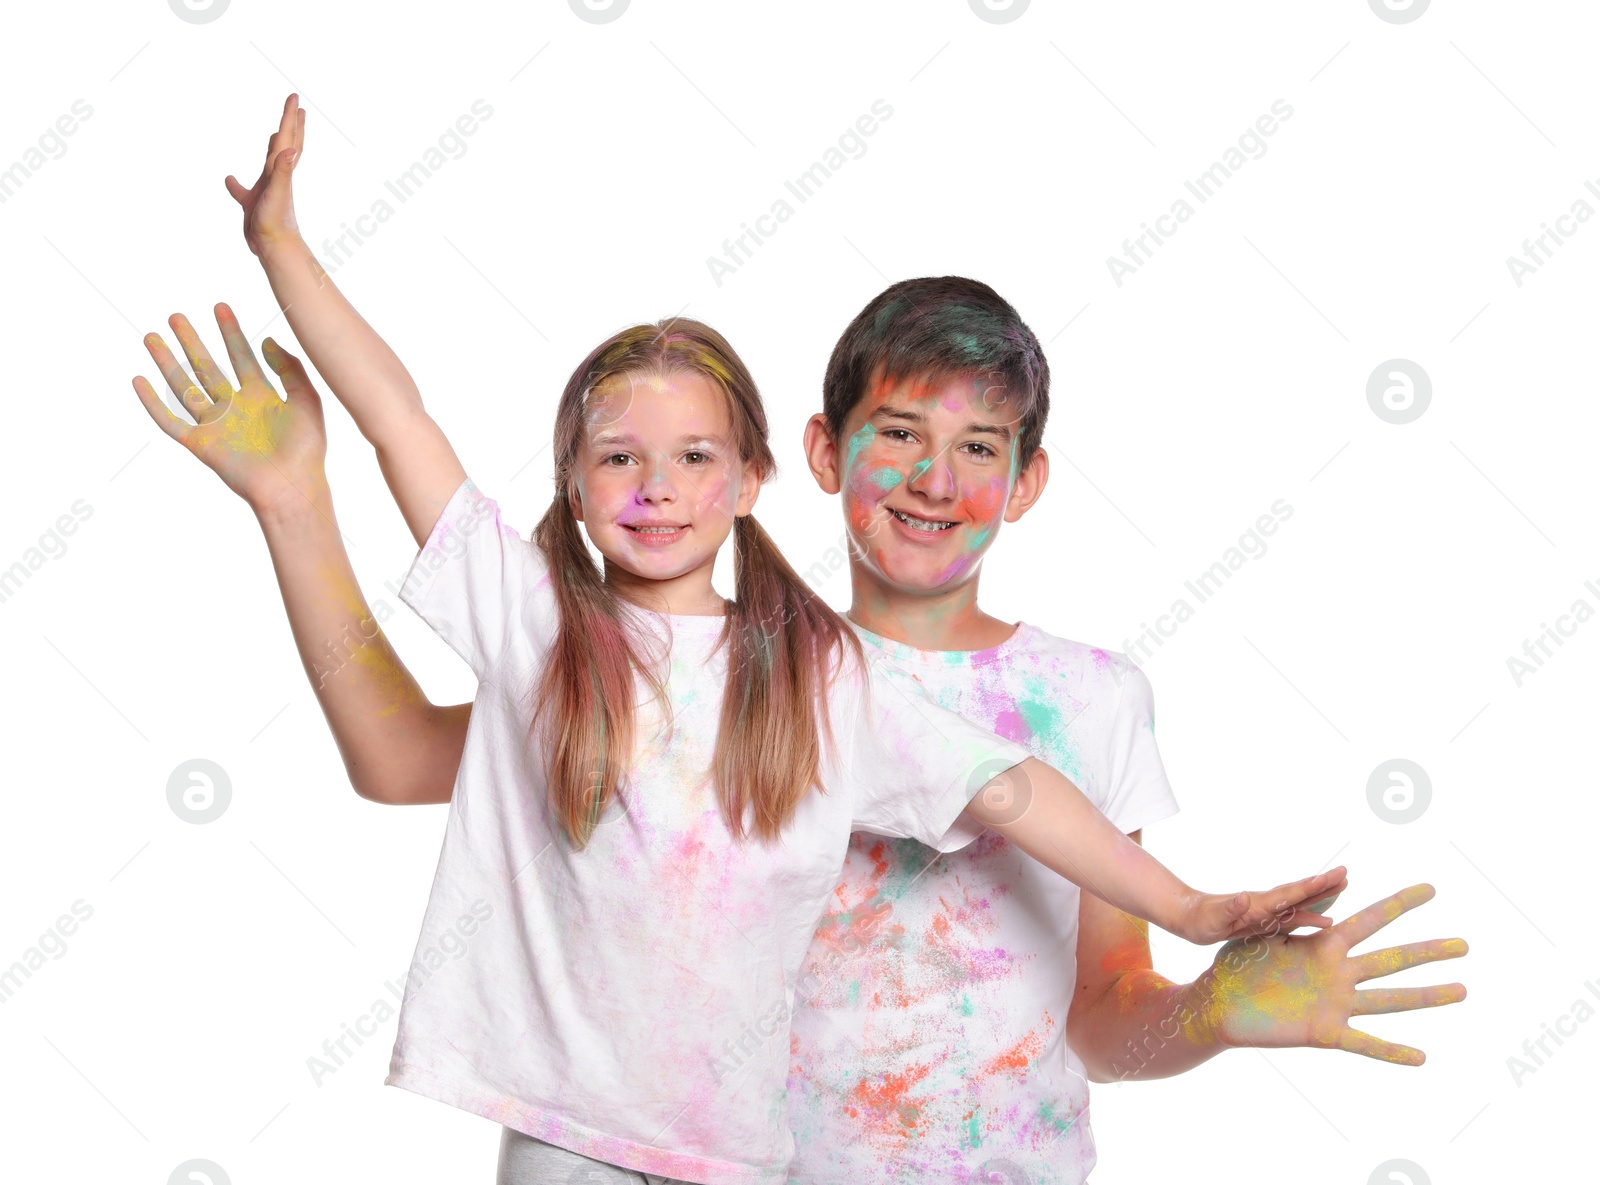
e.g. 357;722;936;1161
843;477;895;539
689;471;732;513
928;551;983;586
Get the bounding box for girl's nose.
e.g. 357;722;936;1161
636;453;676;501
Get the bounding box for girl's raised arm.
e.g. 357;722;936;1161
964;757;1348;945
224;93;465;546
132;304;469;803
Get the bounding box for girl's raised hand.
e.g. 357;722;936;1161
223;93;305;257
132;302;328;521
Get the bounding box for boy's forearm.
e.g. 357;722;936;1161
1071;963;1228;1082
254;483;456;802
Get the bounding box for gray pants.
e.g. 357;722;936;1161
495;1126;699;1185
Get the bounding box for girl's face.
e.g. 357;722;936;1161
835;371;1026;594
571;369;759;589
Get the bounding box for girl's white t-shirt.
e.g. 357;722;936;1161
384;478;1033;1185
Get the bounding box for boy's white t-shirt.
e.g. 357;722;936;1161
785;624;1179;1185
384;478;1034;1185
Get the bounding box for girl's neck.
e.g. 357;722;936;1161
603;557;727;617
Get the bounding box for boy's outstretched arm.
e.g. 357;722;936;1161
1069;870;1470;1080
224;93;464;546
133;304;469;804
964;758;1346;944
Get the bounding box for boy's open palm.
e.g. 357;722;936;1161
224;92;304;257
132;303;327;520
1201;882;1468;1064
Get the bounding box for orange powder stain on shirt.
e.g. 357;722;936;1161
980;1016;1052;1078
845;1062;935;1137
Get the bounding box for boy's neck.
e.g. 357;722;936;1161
846;568;1018;653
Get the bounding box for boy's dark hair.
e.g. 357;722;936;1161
821;276;1050;463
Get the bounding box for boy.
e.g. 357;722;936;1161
783;275;1466;1183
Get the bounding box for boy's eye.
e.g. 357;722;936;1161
882;428;915;443
960;442;997;458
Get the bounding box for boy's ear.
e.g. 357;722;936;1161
1002;446;1049;524
802;413;842;494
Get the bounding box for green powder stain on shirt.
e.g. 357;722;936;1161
1037;1100;1078;1134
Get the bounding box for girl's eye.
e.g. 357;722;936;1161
682;450;711;465
604;453;635;466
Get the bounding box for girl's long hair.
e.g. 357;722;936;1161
530;318;861;848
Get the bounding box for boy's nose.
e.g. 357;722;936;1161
906;452;956;499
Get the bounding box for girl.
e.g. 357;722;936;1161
129;99;1343;1185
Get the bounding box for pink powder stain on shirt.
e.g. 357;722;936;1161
990;706;1032;745
915;909;1015;992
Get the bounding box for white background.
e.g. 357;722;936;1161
1;1;1591;1181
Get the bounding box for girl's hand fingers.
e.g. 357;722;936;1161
1271;880;1348;928
1276;908;1334;931
1193;892;1251;941
168;312;234;400
213;302;268;387
132;375;191;444
1268;868;1347;913
143;332;213;422
1303;890;1343;917
264;94;296;176
269;96;302;179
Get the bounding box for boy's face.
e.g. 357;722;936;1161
804;369;1047;597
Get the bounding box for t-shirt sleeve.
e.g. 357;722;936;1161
843;652;1034;853
397;477;550;681
1099;656;1180;834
